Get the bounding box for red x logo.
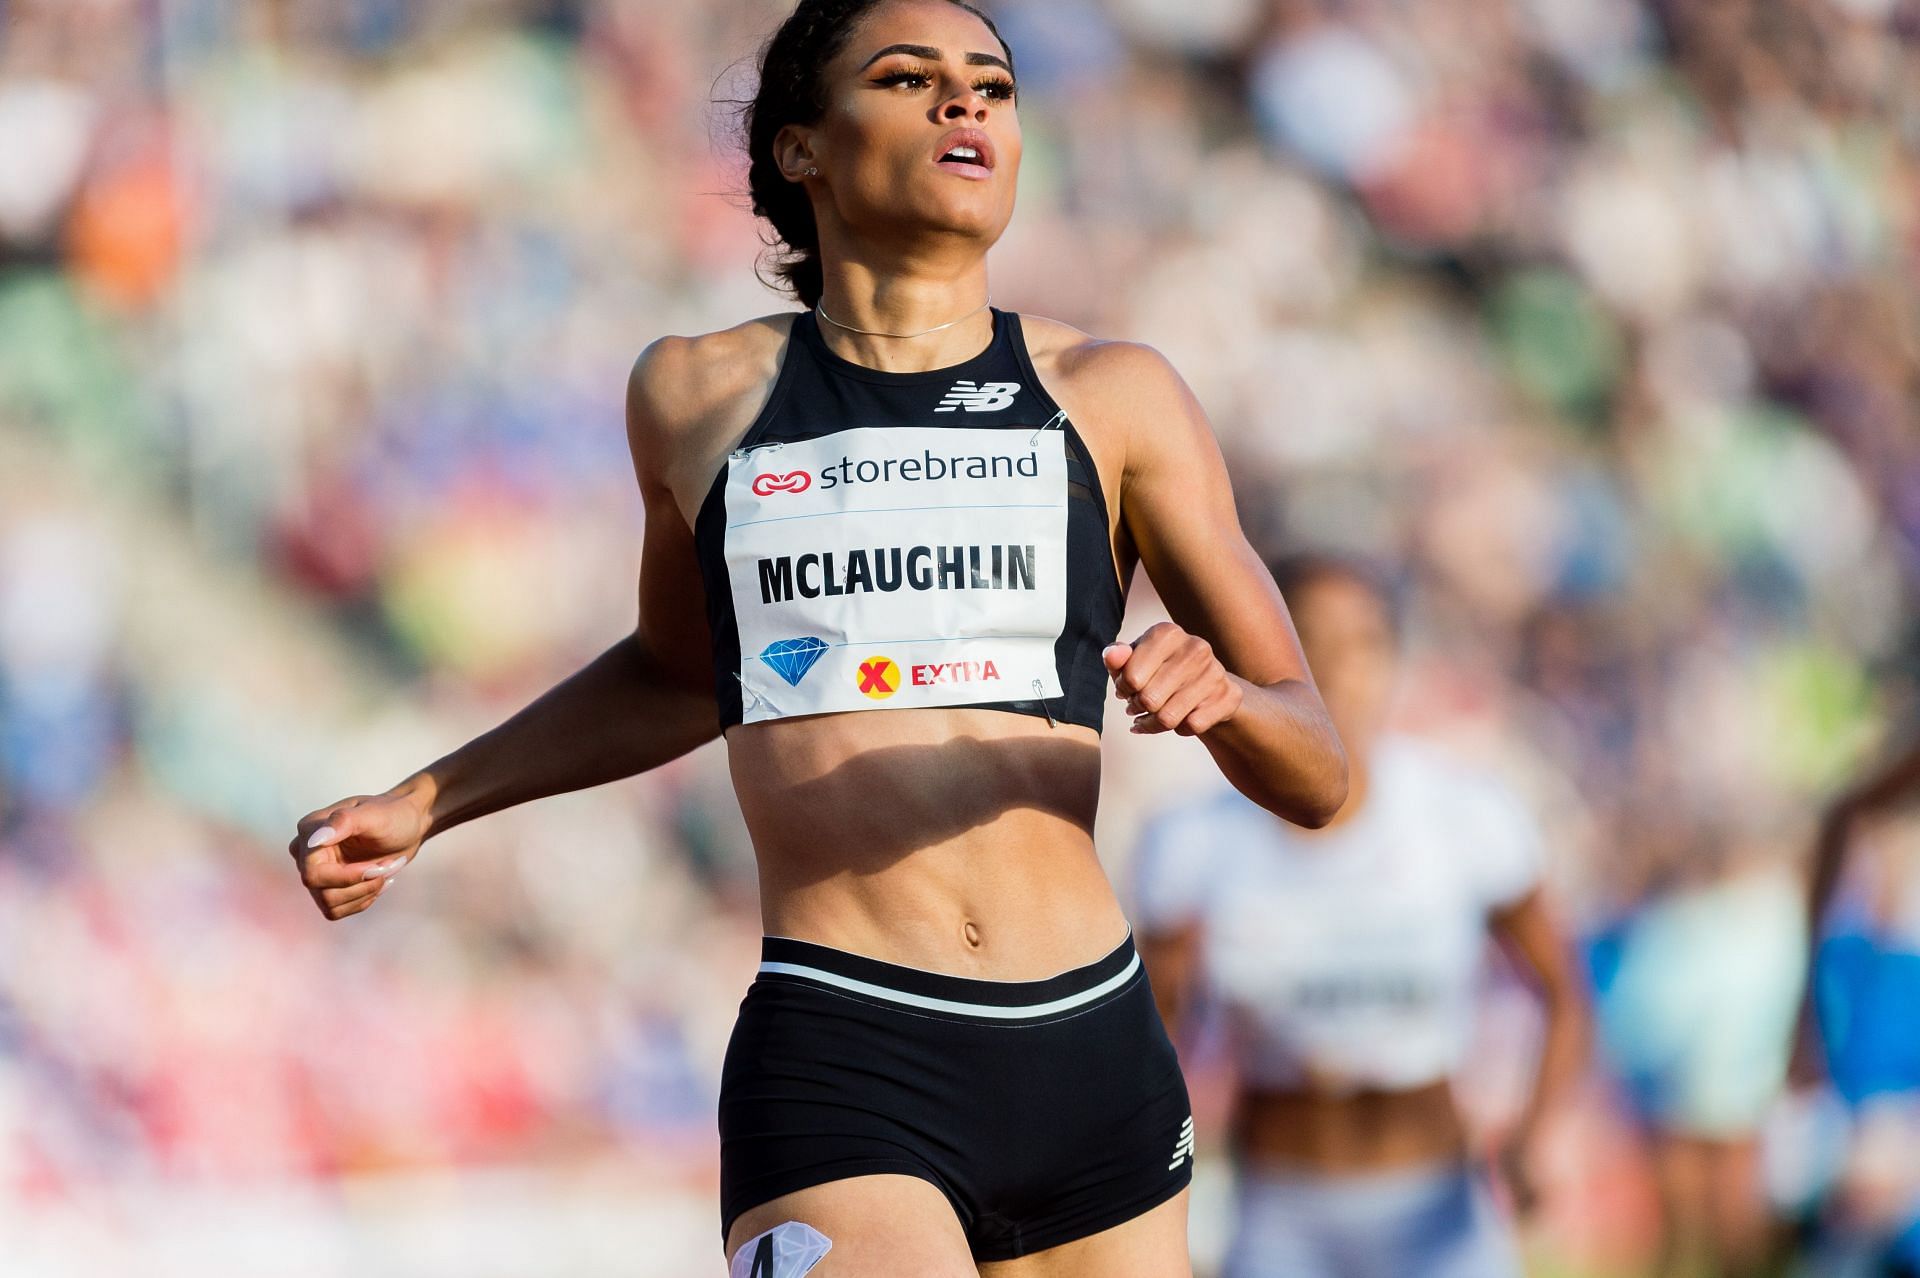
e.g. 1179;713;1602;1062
856;656;899;699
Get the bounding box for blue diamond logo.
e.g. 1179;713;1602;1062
760;637;828;686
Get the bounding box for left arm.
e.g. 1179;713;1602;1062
1486;886;1592;1215
1059;339;1347;826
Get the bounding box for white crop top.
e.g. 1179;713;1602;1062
1130;736;1544;1093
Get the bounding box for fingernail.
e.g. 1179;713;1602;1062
306;825;336;849
1103;644;1125;660
362;859;403;880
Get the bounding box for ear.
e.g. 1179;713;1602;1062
772;124;820;183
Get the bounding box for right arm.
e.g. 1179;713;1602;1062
1790;732;1920;1082
1805;735;1920;936
1487;887;1591;1215
291;339;725;917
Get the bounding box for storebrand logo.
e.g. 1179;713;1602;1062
752;470;812;496
934;380;1020;412
856;656;901;699
1168;1115;1195;1171
803;448;1037;491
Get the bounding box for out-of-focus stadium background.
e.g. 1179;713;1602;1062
0;0;1915;1273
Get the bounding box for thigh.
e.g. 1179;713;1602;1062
976;1184;1191;1278
1418;1172;1524;1278
1307;1165;1519;1278
1218;1175;1335;1278
1653;1131;1716;1236
1703;1137;1768;1257
725;1174;978;1278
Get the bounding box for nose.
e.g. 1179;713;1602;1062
938;86;989;123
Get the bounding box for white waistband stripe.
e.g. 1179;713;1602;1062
758;951;1141;1019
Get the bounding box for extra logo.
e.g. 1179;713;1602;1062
912;659;999;686
855;656;900;699
934;380;1020;413
1168;1115;1195;1171
752;470;812;496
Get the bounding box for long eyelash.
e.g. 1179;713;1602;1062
871;67;1017;100
871;67;931;87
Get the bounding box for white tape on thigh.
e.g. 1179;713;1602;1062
729;1220;833;1278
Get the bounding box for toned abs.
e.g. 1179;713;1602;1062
646;312;1136;980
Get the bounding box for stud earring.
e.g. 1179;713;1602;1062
804;166;818;176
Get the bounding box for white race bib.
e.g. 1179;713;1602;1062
723;426;1069;723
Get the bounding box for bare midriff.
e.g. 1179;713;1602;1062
1234;1079;1467;1173
726;705;1131;980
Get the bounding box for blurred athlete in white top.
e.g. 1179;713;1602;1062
1133;553;1590;1278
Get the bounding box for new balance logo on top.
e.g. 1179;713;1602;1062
1169;1115;1196;1171
935;380;1020;412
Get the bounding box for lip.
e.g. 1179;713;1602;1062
933;127;995;179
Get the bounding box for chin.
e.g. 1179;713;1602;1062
940;209;1011;241
874;170;1005;223
918;192;1015;239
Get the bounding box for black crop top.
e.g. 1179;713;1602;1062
691;307;1125;732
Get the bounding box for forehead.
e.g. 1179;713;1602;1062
840;0;1006;66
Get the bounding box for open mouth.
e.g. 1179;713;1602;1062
935;131;994;178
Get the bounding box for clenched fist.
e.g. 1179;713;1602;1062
288;791;429;921
1103;622;1243;736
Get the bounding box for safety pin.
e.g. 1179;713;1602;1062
1032;678;1057;728
729;439;787;463
734;670;782;717
1028;409;1067;449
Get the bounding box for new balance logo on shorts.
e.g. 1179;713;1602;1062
1169;1115;1195;1170
935;380;1020;412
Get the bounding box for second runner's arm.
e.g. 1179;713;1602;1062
1488;887;1591;1214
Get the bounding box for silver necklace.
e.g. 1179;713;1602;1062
813;297;990;339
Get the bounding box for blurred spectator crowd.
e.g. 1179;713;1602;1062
0;0;1915;1272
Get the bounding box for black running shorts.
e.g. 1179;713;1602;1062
718;931;1194;1262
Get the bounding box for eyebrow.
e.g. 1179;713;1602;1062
859;43;1012;74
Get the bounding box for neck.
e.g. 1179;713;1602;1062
812;243;993;372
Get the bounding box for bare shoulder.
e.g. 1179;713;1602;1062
627;312;793;445
1017;313;1182;391
626;312;796;498
1016;314;1208;468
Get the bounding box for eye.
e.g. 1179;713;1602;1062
871;67;1016;103
873;68;934;90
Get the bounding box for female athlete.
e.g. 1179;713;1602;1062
288;3;1346;1275
1133;554;1589;1278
